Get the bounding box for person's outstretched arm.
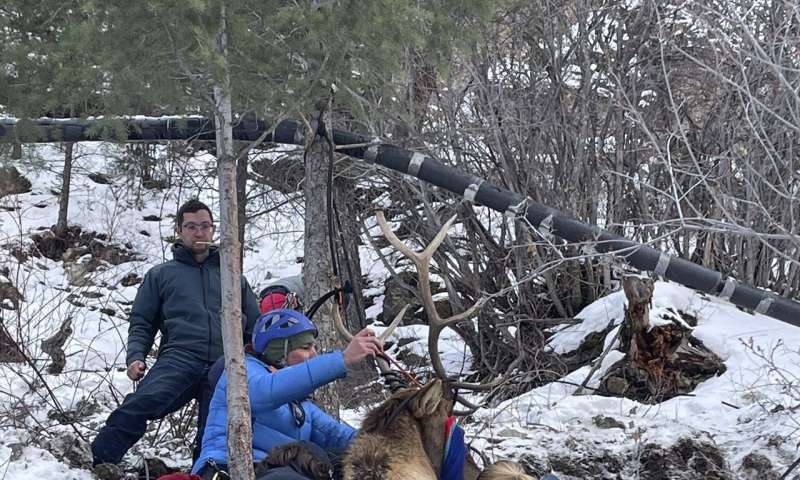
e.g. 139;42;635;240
249;352;349;411
249;328;383;411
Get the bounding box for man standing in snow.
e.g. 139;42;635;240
91;198;261;467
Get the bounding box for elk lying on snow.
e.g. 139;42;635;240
335;211;533;480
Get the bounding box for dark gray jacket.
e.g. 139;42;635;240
126;243;261;366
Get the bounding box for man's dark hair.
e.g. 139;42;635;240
176;198;214;227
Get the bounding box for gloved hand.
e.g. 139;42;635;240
381;370;410;393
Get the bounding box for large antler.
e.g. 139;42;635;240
375;211;500;393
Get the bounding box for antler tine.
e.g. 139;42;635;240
374;211;454;328
334;300;408;346
375;211;422;266
430;311;504;392
332;302;354;342
378;304;409;344
333;303;396;373
422;214;458;259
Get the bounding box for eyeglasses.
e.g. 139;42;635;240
182;222;214;232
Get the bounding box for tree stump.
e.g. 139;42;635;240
599;276;726;403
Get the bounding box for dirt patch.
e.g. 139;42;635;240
0;281;23;310
41;318;72;374
0;321;25;363
739;452;779;480
549;450;624;478
31;225;137;264
0;166;32;198
121;272;142;287
639;437;731;480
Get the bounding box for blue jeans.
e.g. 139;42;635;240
91;352;211;465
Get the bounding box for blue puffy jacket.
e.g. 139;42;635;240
192;352;356;473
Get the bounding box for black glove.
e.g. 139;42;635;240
381;370;409;393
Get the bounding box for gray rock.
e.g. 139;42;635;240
382;271;419;325
639;437;731;480
592;415;625;429
739;453;779;480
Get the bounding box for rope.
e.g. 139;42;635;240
306;282;351;320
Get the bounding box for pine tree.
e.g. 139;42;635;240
1;1;495;469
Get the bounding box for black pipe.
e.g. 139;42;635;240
1;116;798;326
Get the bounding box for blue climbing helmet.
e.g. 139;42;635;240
252;308;318;355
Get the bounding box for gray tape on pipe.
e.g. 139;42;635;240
293;129;305;145
538;214;554;236
719;278;737;300
364;145;379;163
755;296;774;315
654;252;671;277
464;179;484;202
504;199;527;219
407;152;425;176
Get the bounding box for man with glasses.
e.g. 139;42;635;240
92;198;261;469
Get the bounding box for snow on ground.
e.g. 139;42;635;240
465;282;800;474
0;143;309;478
1;143;799;478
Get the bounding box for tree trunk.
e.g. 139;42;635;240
214;5;254;480
618;275;653;361
333;175;367;329
236;146;248;268
303;116;340;416
54;142;73;238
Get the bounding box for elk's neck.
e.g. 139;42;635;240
419;417;446;475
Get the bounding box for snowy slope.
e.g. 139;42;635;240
1;143;799;479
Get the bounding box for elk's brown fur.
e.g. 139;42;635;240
343;380;531;480
343;379;454;479
478;460;535;480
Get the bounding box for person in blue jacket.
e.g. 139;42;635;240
92;199;261;467
193;308;383;480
